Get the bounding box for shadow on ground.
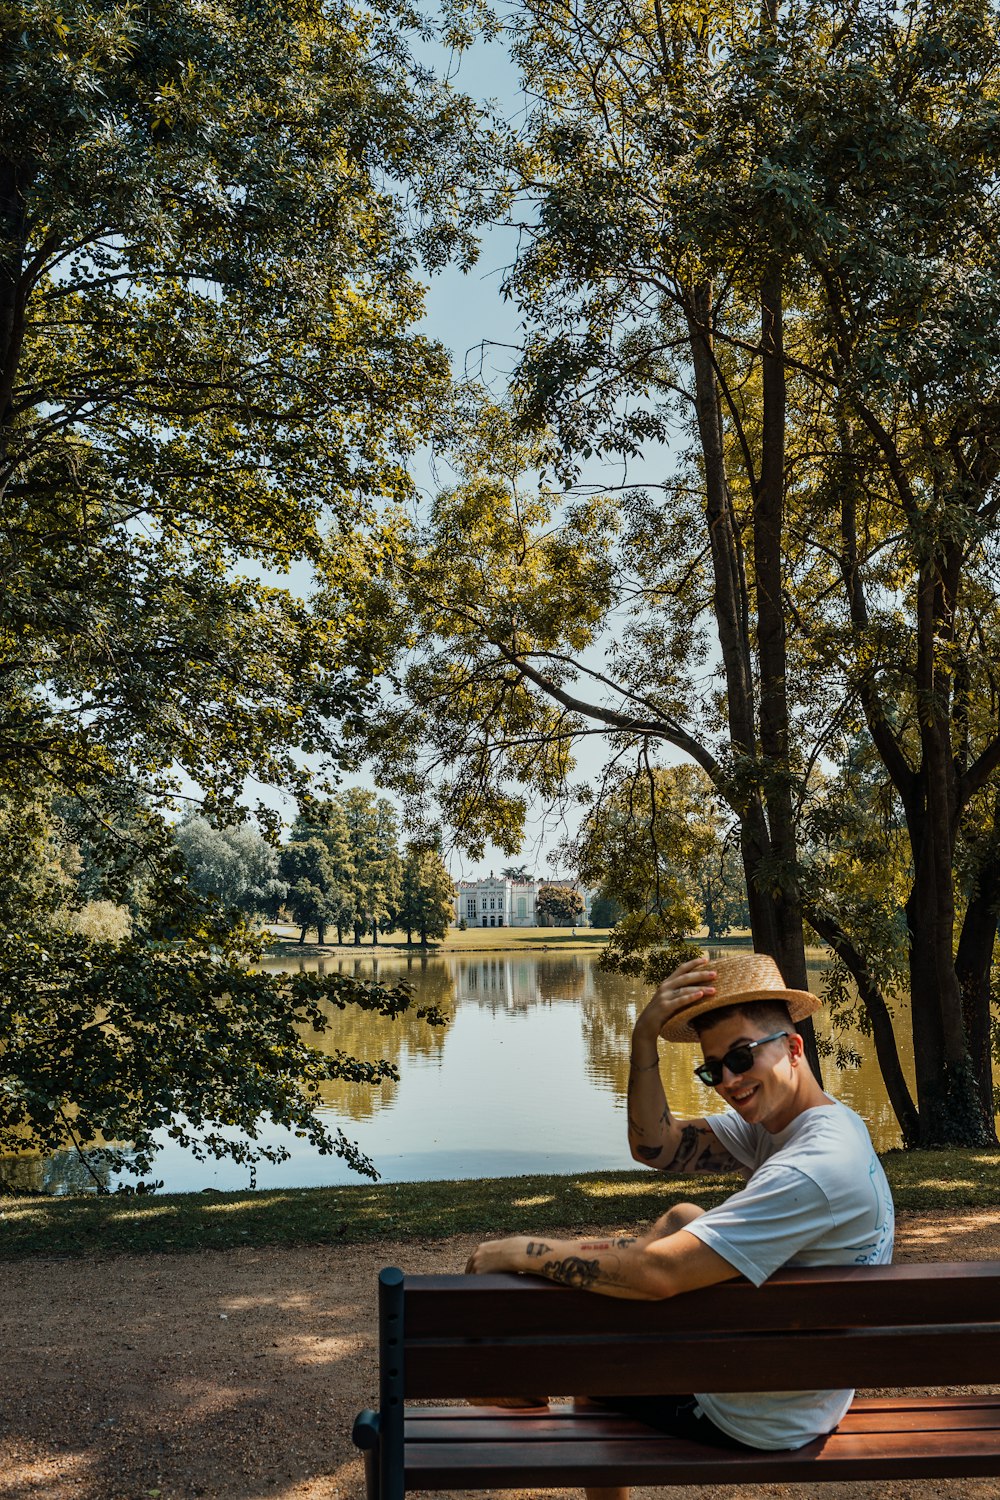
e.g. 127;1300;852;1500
1;1214;998;1500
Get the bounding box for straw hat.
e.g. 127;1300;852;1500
660;952;822;1044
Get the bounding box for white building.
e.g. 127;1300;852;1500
454;876;537;928
452;876;594;928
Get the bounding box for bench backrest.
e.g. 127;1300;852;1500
381;1262;1000;1400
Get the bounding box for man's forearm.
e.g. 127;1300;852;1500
480;1234;669;1300
626;1036;682;1165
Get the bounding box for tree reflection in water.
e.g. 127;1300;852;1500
267;955;456;1122
0;1146;114;1196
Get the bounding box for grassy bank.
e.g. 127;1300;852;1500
1;1150;997;1260
263;927;763;959
265;926;616;958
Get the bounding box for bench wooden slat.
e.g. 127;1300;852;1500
403;1265;1000;1338
404;1397;1000;1445
405;1325;1000;1396
404;1424;1000;1488
405;1394;1000;1422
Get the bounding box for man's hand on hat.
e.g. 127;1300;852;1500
633;956;717;1050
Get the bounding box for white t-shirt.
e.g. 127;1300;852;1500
683;1098;895;1450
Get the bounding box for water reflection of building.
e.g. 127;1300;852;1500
449;956;542;1012
448;956;597;1013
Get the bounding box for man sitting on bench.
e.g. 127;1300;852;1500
466;951;895;1491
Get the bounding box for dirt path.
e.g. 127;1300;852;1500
2;1210;998;1500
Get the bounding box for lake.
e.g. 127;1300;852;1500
3;946;924;1195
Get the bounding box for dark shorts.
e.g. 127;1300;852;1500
591;1393;755;1451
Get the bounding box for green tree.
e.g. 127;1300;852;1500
279;837;352;946
341;788;403;944
175;815;286;917
373;797;404;943
0;0;481;819
536;884;584;927
0;0;482;1184
574;766;703;961
399;846;457;945
288;799;358;942
699;838;751;942
589;892;624;929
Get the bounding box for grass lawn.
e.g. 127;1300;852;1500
266;925;617;957
2;1149;997;1260
265;927;762;958
263;918;767;954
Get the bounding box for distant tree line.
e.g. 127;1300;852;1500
175;792;457;948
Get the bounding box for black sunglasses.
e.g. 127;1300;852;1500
694;1031;790;1087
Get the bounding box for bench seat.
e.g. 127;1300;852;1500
404;1396;1000;1487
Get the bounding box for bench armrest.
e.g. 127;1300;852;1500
352;1410;381;1451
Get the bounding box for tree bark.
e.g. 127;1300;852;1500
954;879;1000;1139
806;906;919;1144
686;277;819;1073
953;791;1000;1141
756;266;819;1071
902;552;991;1144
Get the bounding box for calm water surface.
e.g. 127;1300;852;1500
9;949;924;1194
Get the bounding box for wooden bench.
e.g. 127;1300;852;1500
352;1262;1000;1497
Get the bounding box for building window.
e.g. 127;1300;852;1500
517;897;526;919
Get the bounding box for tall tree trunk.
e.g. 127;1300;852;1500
954;786;999;1133
904;557;990;1144
316;921;326;946
687;283;771;940
372;919;379;946
687;278;818;1073
755;267;818;1071
298;925;307;946
756;271;800;975
807;906;919;1144
955;871;1000;1140
354;920;362;946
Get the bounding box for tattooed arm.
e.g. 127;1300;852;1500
466;1230;736;1301
627;959;743;1175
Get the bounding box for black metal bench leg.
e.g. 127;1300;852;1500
352;1409;382;1500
